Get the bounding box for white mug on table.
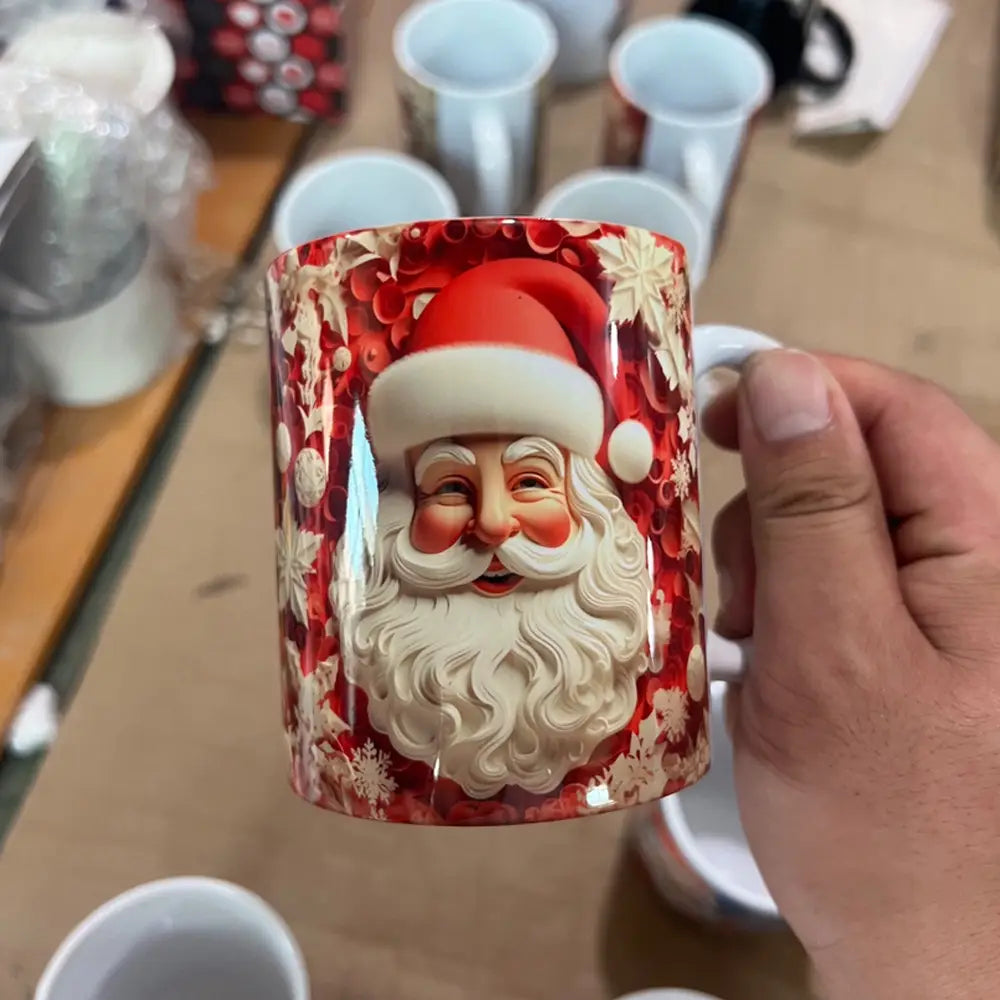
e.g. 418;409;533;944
271;148;459;252
33;877;308;1000
536;168;710;290
606;15;772;243
525;0;631;86
393;0;558;216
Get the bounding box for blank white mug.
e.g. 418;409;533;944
633;681;781;929
393;0;558;216
34;877;309;1000
607;16;772;242
525;0;631;86
271;148;459;252
535;168;710;290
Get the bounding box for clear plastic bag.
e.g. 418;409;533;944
0;13;212;315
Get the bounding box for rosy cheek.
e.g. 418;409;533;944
410;505;470;553
519;499;574;548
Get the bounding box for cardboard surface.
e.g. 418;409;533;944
0;1;998;998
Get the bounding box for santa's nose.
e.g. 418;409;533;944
469;493;519;549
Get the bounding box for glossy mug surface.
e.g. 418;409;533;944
266;218;774;825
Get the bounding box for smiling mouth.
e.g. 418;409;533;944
472;556;524;596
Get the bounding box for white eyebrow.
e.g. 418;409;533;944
502;436;565;477
413;440;476;485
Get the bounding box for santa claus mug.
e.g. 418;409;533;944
266;218;776;826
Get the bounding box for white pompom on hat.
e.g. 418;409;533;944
366;257;654;485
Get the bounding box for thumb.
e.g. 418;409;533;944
738;350;901;643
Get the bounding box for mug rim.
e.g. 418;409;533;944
267;215;690;279
661;793;779;917
610;13;773;128
34;876;310;1000
393;0;559;101
534;169;709;289
271;149;460;253
660;682;780;919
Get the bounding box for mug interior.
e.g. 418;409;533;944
35;879;307;1000
663;682;778;916
537;171;707;288
273;151;458;251
614;16;771;121
395;0;557;94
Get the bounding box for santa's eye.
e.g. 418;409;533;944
429;478;473;502
512;474;549;492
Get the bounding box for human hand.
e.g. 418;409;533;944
704;350;1000;999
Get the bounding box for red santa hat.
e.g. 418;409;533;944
366;257;654;485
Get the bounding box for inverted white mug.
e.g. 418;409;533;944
271;148;459;252
536;169;710;290
34;877;309;1000
393;0;558;216
610;15;772;241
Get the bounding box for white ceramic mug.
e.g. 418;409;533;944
606;15;772;242
617;992;724;1000
525;0;631;86
7;226;179;407
632;681;781;929
34;877;309;1000
271;148;459;252
393;0;558;216
535;169;710;289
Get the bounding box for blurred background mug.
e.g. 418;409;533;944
393;0;558;216
605;16;772;247
536;169;710;290
686;0;854;94
34;877;308;1000
525;0;632;87
271;149;459;252
632;682;783;930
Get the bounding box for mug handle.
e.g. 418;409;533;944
471;107;514;216
799;5;854;94
690;323;781;683
681;139;723;227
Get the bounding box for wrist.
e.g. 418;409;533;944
810;911;1000;1000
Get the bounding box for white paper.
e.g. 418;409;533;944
796;0;952;137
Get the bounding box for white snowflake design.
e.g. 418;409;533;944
594;228;677;340
678;403;695;444
680;497;701;557
276;493;323;625
599;710;665;807
653;687;690;742
671;452;692;500
350;740;397;806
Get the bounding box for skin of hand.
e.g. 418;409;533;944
702;350;1000;999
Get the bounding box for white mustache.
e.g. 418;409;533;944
390;522;597;593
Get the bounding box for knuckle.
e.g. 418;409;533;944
754;455;875;524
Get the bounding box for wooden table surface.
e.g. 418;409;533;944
0;2;997;999
0;114;306;736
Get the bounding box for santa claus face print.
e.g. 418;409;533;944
267;219;710;825
409;436;578;591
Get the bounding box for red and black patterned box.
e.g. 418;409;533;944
172;0;349;122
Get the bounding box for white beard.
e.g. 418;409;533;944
334;455;651;798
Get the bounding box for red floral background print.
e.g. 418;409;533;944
266;219;708;826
